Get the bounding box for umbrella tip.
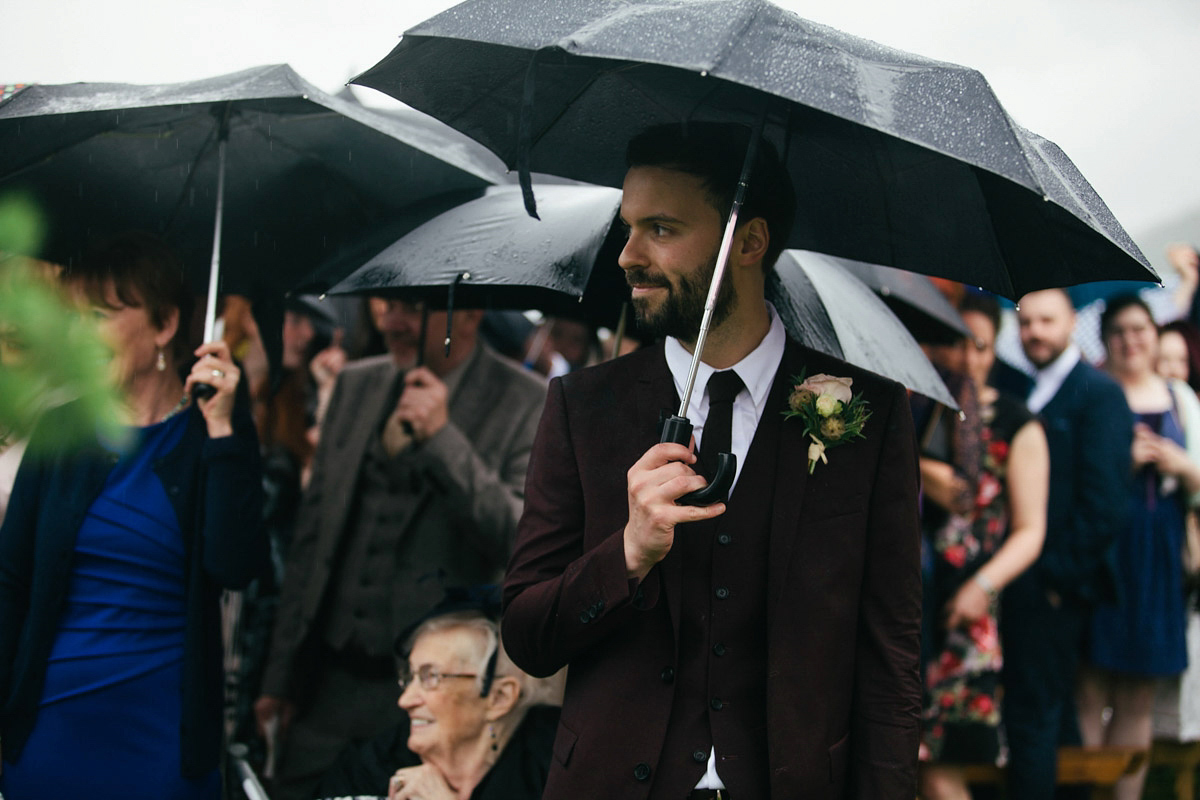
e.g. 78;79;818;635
958;410;966;422
318;293;327;301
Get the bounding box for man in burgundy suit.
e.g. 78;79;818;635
502;124;921;799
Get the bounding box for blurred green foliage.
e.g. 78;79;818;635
0;193;125;452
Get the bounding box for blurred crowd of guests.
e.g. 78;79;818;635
3;232;1200;799
916;242;1200;800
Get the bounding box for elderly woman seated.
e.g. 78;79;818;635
314;603;561;800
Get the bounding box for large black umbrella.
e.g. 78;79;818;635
0;64;506;360
329;183;954;406
794;251;971;345
354;0;1157;300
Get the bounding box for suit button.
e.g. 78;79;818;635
717;533;732;545
596;599;605;612
693;749;707;763
579;611;591;624
710;697;723;711
712;643;726;657
714;586;729;600
633;762;651;781
660;667;675;684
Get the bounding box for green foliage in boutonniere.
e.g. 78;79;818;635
783;369;871;473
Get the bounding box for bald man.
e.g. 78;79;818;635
1002;289;1134;800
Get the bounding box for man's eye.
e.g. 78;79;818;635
652;224;669;236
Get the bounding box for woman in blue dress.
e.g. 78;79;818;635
0;232;265;799
1079;293;1200;800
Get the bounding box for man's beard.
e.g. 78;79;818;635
625;248;737;342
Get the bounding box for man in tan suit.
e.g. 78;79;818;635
257;297;546;800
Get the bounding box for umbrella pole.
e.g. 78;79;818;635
203;138;227;344
675;126;762;417
191;138;228;402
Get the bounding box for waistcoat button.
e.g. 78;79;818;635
634;762;651;781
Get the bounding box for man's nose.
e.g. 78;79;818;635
617;232;643;271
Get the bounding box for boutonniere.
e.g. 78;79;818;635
783;371;871;473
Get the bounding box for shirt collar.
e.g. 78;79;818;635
1028;343;1080;412
664;301;786;417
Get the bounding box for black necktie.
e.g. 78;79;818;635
699;370;744;480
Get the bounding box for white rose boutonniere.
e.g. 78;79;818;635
784;371;871;474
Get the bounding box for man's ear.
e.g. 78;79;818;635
484;675;522;721
738;217;769;269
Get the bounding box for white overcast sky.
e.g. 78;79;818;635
5;0;1199;255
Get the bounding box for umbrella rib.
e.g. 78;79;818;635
161;124;219;239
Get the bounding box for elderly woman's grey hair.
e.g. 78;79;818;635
403;610;565;711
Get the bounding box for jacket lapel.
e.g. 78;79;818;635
767;341;809;619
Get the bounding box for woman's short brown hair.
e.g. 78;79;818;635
66;232;194;364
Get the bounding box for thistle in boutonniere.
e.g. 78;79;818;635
783;371;871;473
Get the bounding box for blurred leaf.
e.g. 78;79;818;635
0;199;126;453
0;192;47;256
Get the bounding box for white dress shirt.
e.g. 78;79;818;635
1027;344;1081;413
662;302;786;789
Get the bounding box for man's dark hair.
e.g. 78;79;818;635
958;290;1001;336
1099;292;1154;340
626;122;795;272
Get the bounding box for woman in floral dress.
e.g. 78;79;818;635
920;293;1049;800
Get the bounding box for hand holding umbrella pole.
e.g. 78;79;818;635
662;127;761;506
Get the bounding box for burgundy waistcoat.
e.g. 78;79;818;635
651;399;783;797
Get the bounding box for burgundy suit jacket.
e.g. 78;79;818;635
502;339;921;799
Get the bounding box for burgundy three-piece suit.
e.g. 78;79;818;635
503;338;922;799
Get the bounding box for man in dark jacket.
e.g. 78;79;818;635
1002;287;1134;799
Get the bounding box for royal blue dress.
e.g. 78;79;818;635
1089;401;1189;676
0;413;220;799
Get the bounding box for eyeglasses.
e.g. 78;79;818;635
398;663;478;691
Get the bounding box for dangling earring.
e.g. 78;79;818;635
489;723;498;752
156;347;166;372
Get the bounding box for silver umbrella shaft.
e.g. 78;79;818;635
676;129;762;417
202;139;227;343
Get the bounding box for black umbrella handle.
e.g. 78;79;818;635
192;382;218;402
659;414;735;506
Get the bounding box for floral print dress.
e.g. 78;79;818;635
922;392;1034;765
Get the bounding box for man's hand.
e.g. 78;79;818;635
381;367;451;457
253;694;296;739
396;367;450;443
624;442;726;581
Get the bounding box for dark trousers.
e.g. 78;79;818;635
1000;568;1087;800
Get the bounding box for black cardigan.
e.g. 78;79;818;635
314;704;560;800
0;400;266;777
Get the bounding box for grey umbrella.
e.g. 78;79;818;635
794;251;971;345
0;64;506;374
769;251;956;408
327;184;630;328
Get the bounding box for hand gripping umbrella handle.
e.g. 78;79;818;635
660;414;736;506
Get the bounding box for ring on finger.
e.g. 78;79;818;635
210;368;225;379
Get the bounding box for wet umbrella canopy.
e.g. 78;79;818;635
0;64;506;303
331;182;953;405
769;250;955;408
327;184;629;328
799;251;971;345
355;0;1158;300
